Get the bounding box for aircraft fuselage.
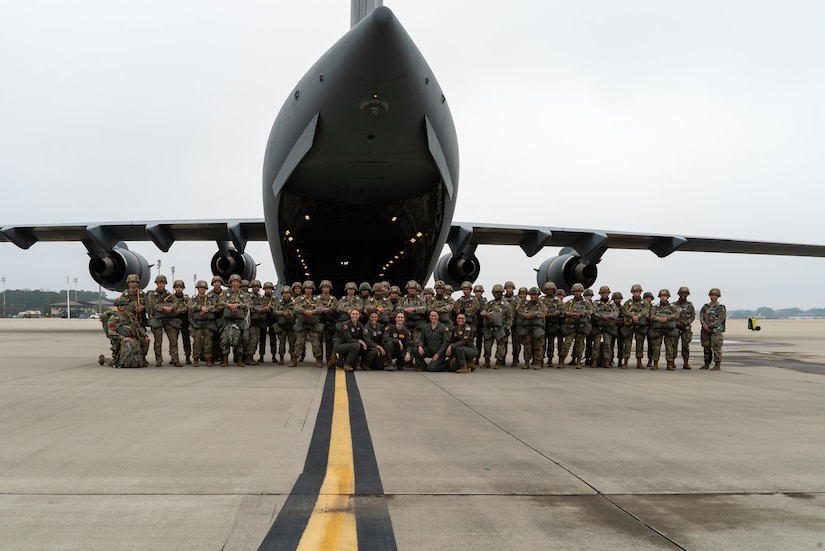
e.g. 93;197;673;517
262;6;459;290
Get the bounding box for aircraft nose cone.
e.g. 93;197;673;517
347;6;413;82
370;5;393;26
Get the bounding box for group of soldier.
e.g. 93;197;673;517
98;274;727;373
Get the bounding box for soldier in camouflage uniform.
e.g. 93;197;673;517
99;297;150;368
643;291;656;367
516;287;547;369
401;281;427;347
293;280;324;367
245;279;267;365
432;281;455;328
316;280;339;364
473;284;486;353
119;274;150;365
207;276;226;362
511;286;529;366
453;281;480;328
648;289;680;370
674;286;696;369
480;283;513;368
172;280;192;364
220;274;249;367
147;274;183;366
363;282;389;325
540;282;562;366
273;286;296;365
337;282;362;336
591;285;618;367
188;280;219;366
700;288;726;370
611;291;625;367
582;288;596;365
258;282;279;362
559;283;593;368
621;284;650;369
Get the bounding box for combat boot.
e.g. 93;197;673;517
647;359;653;368
342;364;354;372
238;354;245;367
700;362;710;369
683;359;691;369
220;354;228;367
469;359;477;371
193;357;200;367
666;361;675;371
327;354;339;368
621;358;628;369
533;360;542;370
98;354;106;365
186;356;192;365
512;359;520;367
636;358;644;369
205;359;214;367
278;354;285;365
246;356;259;365
651;361;658;370
591;357;599;368
574;357;582;369
494;359;504;369
288;356;298;367
557;359;565;369
172;360;182;367
712;361;721;370
316;358;324;368
456;365;469;373
483;358;491;369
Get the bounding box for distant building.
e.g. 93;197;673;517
48;299;114;318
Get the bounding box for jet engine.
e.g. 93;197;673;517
536;253;598;293
88;244;150;291
433;253;481;288
211;245;257;282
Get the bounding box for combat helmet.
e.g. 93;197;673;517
303;280;315;290
473;284;484;293
359;282;371;292
228;274;242;283
492;284;504;293
126;274;140;284
583;288;594;297
543;281;557;292
250;279;261;287
630;283;643;293
599;285;611;294
114;297;129;306
406;280;421;291
211;275;225;285
195;280;208;289
460;281;472;290
709;288;721;296
320;279;333;290
678;286;690;295
173;279;185;288
263;281;274;289
528;286;541;295
155;274;167;284
571;283;584;292
344;281;357;291
658;288;671;297
643;291;654;299
612;291;624;300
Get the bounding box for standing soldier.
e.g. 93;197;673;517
432;281;455;328
648;289;680;370
502;281;518;362
245;279;267;365
316;280;339;365
700;288;726;370
621;284;650;369
258;282;279;363
363;283;388;324
511;287;529;366
401;281;427;346
147;274;183;366
674;286;696;369
220;274;249;367
643;291;656;367
273;286;296;365
293;280;323;367
582;288;596;366
516;287;547;369
453;281;480;328
172;280;192;364
120;274;150;364
541;282;562;367
473;284;486;353
480;283;513;368
559;283;593;369
591;285;618;367
611;291;625;367
188;280;218;367
207;276;226;363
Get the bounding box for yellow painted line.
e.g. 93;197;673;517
297;369;358;550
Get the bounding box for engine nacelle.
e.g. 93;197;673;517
88;245;151;291
211;247;257;282
536;253;598;294
433;253;481;289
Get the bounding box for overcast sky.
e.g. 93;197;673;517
2;1;824;310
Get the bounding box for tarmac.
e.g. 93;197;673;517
0;318;823;550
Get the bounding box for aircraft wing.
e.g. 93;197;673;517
0;220;268;254
446;222;825;259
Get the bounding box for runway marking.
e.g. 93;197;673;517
258;369;396;551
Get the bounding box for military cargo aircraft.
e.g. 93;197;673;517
3;1;825;293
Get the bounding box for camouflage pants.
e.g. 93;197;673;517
561;332;587;361
152;324;179;364
678;327;693;359
700;330;724;363
520;334;544;366
649;334;678;362
191;326;214;362
294;328;322;360
483;330;507;361
592;330;615;363
275;329;296;357
246;324;264;357
220;322;246;355
622;327;647;360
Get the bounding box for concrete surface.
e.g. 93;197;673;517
0;318;823;550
